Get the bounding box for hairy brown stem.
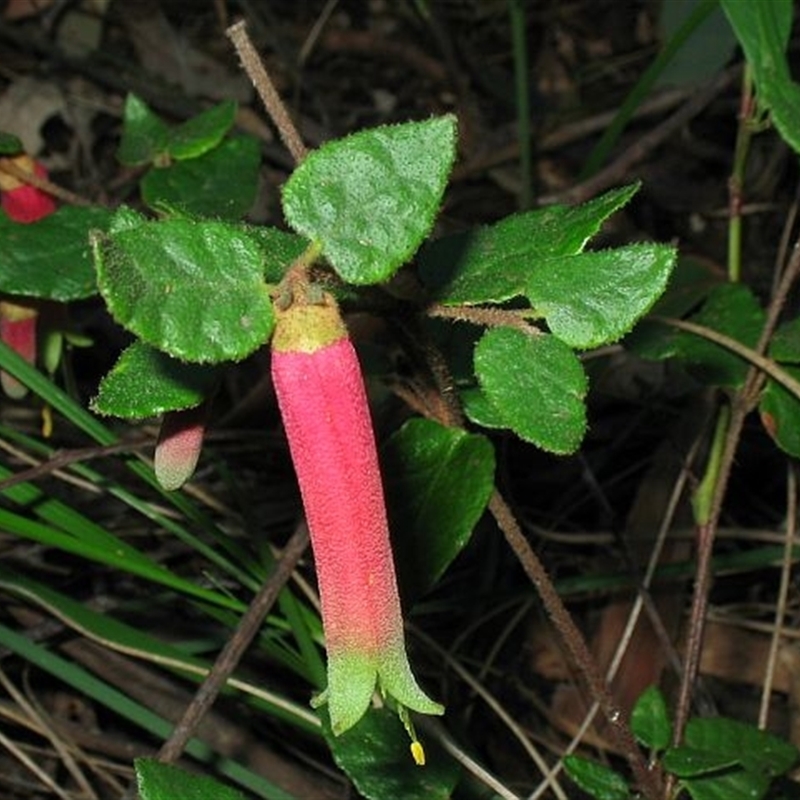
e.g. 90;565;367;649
488;489;663;800
672;235;800;745
226;20;307;165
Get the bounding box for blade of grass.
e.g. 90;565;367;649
0;566;320;733
0;622;300;800
580;0;718;178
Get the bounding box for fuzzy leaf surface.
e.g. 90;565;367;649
474;328;587;453
525;243;676;348
282;116;456;284
0;206;112;299
92;341;220;418
142;135;260;219
117;94;171;166
631;685;672;751
93;210;274;362
136;759;246;800
563;756;629;800
167;99;237;160
419;183;639;305
322;706;459;800
383;418;495;601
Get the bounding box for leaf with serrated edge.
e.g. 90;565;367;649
525;243;676;348
282;116;456;284
92;341;219;419
93;212;273;363
420;183;640;305
474;328;587;454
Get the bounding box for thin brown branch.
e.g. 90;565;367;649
226;20;307;165
157;522;309;764
488;489;663;800
0;158;92;207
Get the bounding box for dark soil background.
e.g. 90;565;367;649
1;1;800;799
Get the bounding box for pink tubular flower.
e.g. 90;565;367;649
271;293;443;735
0;154;57;398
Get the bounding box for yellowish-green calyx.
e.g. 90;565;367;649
271;291;347;354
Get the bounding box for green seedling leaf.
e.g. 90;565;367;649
92;340;220;418
685;716;798;777
674;283;765;388
93;210;274;362
137;758;247;800
474;327;587;453
242;225;309;283
760;367;800;458
525;243;676;348
0;206;112;300
721;0;800;155
322;706;460;800
282;116;456;284
631;685;672;751
168;99;237;160
117;93;171;166
420;183;639;305
563;755;629;800
142;135;261;219
0;132;22;154
383;418;495;601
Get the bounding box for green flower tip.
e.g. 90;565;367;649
324;646;443;737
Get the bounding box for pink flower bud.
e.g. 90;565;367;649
0;155;56;222
154;403;209;491
271;294;442;735
0;155;57;397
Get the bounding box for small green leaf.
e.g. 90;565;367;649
460;386;507;429
474;328;587;453
0;132;22;154
420;183;640;305
631;685;672;750
525;243;676;348
685;716;798;777
721;0;800;155
168;99;237;160
117;94;170;166
563;755;629;800
0;206;112;300
136;758;247;800
282;116;457;284
322;706;460;800
93;211;274;363
242;225;309;283
680;769;771;800
92;341;220;419
383;418;495;601
769;317;800;363
142;135;261;219
664;745;738;778
760;367;800;458
674;283;765;388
